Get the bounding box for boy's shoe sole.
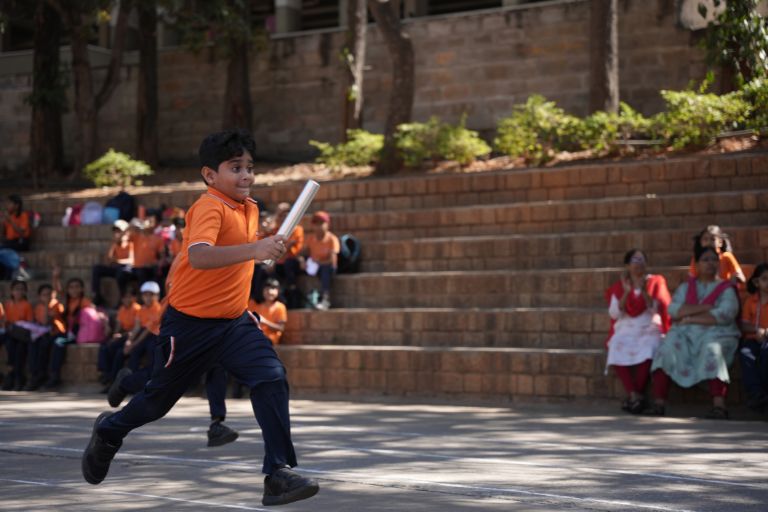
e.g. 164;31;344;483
262;481;319;506
207;429;239;447
82;412;115;485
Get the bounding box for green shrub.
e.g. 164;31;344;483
742;78;768;133
494;95;583;164
82;149;154;187
309;129;383;167
652;89;751;149
395;116;490;167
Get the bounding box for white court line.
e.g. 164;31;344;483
0;477;269;511
0;442;718;512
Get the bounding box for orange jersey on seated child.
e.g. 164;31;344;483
741;294;768;341
278;225;304;263
305;231;340;265
248;298;287;345
4;299;33;323
34;299;66;335
132;232;165;267
117;301;142;332
138;301;163;335
4;211;30;240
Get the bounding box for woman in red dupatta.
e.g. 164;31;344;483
605;249;671;414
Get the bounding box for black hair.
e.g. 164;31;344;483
747;263;768;295
198;130;257;175
692;225;732;254
8;194;22;214
623;248;647;265
694;244;718;262
264;278;280;289
37;283;53;295
172;217;186;228
10;279;27;293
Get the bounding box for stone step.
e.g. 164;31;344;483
56;344;747;406
358;227;768;272
329;267;691;309
24;151;768;224
329;189;767;241
283;307;608;349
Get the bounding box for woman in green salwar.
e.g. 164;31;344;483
649;245;741;419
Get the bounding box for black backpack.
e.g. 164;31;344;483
337;234;361;274
105;191;136;221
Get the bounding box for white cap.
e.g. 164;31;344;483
140;281;161;295
113;219;129;232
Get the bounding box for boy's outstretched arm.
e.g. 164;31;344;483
188;235;287;269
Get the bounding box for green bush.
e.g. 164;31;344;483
742;78;768;133
395;116;491;167
652;89;751;149
82;149;154;187
494;95;583;164
309;129;383;167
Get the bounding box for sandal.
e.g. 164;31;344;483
620;398;631;413
628;398;646;415
704;406;729;420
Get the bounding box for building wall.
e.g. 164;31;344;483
0;0;707;171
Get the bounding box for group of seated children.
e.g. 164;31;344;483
0;194;32;280
605;225;767;419
90;211;185;307
252;206;340;311
0;269;95;391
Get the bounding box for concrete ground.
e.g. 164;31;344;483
1;391;767;511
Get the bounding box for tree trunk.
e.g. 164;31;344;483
30;0;64;185
68;12;99;174
222;39;253;132
341;0;368;139
589;0;619;114
137;0;159;167
58;0;132;174
368;0;414;175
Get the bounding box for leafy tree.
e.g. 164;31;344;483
700;0;768;88
341;0;368;139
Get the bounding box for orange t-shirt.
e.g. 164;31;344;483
65;297;92;331
249;298;288;345
169;238;182;259
4;299;33;323
305;231;340;265
4;211;30;240
117;301;141;332
110;240;133;263
132;232;165;268
278;225;304;263
741;294;768;341
168;187;260;319
34;300;65;335
138;301;163;335
688;252;743;281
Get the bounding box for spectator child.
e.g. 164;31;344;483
106;281;162;407
91;219;134;306
1;279;33;390
129;218;165;288
23;284;65;390
738;263;768;411
45;273;93;388
688;225;745;284
249;278;288;345
98;289;141;390
605;249;671;414
273;202;304;309
0;194;31;252
650;245;740;419
302;210;340;311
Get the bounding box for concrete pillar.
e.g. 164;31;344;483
275;0;302;33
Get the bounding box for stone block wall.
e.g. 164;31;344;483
1;0;707;172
